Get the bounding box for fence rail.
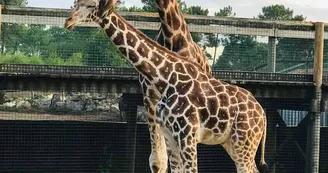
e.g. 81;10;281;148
2;6;328;39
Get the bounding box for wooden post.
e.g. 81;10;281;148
307;22;324;173
268;36;277;72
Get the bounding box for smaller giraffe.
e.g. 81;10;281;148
154;0;212;75
65;0;268;172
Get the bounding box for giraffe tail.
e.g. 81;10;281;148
259;116;269;173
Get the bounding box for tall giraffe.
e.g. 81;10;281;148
65;0;268;173
67;0;212;172
151;0;212;171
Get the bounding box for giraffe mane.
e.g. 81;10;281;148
109;10;209;75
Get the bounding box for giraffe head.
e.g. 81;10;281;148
64;0;120;30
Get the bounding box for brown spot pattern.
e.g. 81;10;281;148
172;96;189;115
126;32;137;48
218;93;229;107
159;61;173;79
175;63;186;73
176;81;193;95
207;97;219;115
112;32;124;45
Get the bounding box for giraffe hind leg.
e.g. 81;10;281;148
222;114;265;173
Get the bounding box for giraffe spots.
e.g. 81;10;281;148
173;122;180;133
185;63;198;79
172;14;181;31
159;60;173;79
168;116;174;124
137;42;150;58
177;116;187;129
150;52;162;66
178;50;191;58
169;72;177;85
184;125;192;137
172;34;186;52
202;83;216;96
218;122;227;132
111;15;117;26
230;97;238;104
172;96;189;115
178;74;191;81
218;93;229;107
255;103;263;113
166;86;176;97
188;91;206;108
213;128;219;133
218;109;229;120
237;130;247;141
118;47;127;57
237;113;247;122
136;61;158;81
166;94;178;107
226;85;238;96
175;62;186;73
126;32;137;48
117;19;125;30
236;91;247;103
205;117;218;129
228;105;238;118
207;97;219;115
127;48;139;63
176;81;193;95
185;106;198;124
197;73;208;82
113;32;124;45
154;79;167;94
239;103;247;112
239;87;249;95
237;122;250;130
166;11;173;27
199;108;210;123
247;101;255;110
99;18;109;28
248;94;257;103
249;116;256;127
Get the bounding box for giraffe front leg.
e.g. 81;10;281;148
148;124;168;173
144;100;168;173
179;135;198;173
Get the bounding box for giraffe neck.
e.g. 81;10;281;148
156;0;212;75
94;11;204;96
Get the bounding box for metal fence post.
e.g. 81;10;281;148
307;22;324;173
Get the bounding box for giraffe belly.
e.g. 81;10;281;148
199;124;232;145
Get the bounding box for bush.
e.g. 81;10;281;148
44;53;65;65
65;53;84;66
0;52;44;64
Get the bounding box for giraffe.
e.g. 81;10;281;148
66;0;212;172
150;0;212;171
64;0;268;172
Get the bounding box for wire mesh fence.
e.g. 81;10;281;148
0;5;328;173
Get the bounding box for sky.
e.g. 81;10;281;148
27;0;328;22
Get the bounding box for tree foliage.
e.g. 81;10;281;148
214;4;310;72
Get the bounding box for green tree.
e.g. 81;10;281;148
258;4;312;72
212;6;268;71
140;0;186;12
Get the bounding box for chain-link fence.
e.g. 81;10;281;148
0;5;328;173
